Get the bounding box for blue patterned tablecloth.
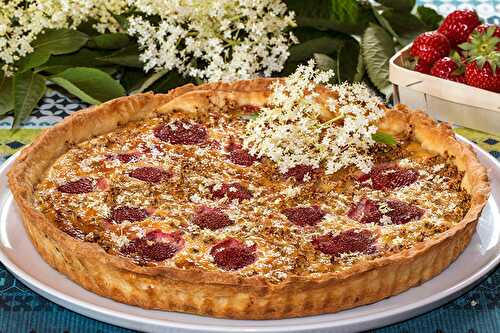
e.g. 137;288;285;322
0;1;499;332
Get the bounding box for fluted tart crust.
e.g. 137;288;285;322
8;78;489;319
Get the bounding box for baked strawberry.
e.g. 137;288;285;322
465;56;500;92
430;55;466;83
438;9;480;47
411;32;451;64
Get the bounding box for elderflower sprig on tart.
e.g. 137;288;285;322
244;60;393;175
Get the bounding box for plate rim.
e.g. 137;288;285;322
0;135;499;333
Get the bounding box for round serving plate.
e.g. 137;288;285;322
0;136;499;333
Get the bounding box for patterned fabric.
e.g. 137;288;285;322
0;1;499;332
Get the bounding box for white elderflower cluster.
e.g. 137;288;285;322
0;0;127;74
244;60;385;175
127;0;296;81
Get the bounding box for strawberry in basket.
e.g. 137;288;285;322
460;26;500;92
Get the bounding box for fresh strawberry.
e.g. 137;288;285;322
430;53;466;83
464;52;500;92
462;24;500;54
411;32;451;64
415;59;433;74
472;24;500;41
438;9;481;47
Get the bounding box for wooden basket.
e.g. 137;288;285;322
389;44;500;135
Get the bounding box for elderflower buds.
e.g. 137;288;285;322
0;0;127;75
243;60;386;175
0;0;295;81
127;0;296;82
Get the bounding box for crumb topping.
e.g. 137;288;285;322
34;100;470;284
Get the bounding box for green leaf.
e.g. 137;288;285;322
416;6;443;30
288;36;345;62
382;10;426;35
0;72;14;115
99;67;120;75
97;43;142;67
12;71;46;127
150;70;195;93
76;20;101;36
382;10;427;46
286;0;374;35
129;69;169;94
292;27;332;42
110;13;130;30
50;67;125;104
49;77;101;105
121;69;148;93
36;49;114;74
375;0;415;12
32;29;88;55
87;33;130;50
336;38;364;83
362;23;395;98
16;50;51;73
371;6;402;45
372;131;397;145
313;53;337;72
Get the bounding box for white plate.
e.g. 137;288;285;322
0;136;499;333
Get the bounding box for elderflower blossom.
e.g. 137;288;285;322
127;0;296;81
243;59;385;175
0;0;127;75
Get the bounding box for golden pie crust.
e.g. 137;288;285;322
8;79;490;319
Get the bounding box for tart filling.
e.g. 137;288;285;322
9;74;489;319
34;104;471;283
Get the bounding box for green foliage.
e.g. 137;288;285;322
336;38;364;83
0;72;14;115
87;33;130;50
50;67;126;104
286;0;374;35
36;49;115;74
362;23;395;98
0;1;440;126
417;6;443;30
32;29;89;55
288;36;346;62
98;43;143;67
375;0;415;12
12;71;47;128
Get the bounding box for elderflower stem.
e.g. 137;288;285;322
244;60;385;176
318;114;345;128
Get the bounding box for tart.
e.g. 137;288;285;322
8;78;489;319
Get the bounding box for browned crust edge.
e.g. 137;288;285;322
7;79;490;319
